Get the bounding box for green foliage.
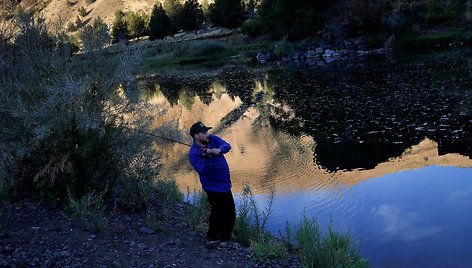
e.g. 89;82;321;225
163;0;184;31
75;15;82;29
186;188;210;228
78;16;110;52
66;21;77;32
0;10;156;211
233;182;275;245
424;0;465;25
296;216;367;268
243;0;327;40
173;39;228;57
148;3;174;40
155;178;183;216
272;37;295;57
68;191;107;233
208;0;246;28
111;10;128;43
250;234;289;265
181;0;204;33
397;31;461;50
124;11;148;39
0;177;12;230
78;6;87;17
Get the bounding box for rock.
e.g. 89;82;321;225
304;50;319;59
60;250;71;257
323;49;336;57
112;260;121;267
315;47;324;54
256;51;276;63
138;226;154;234
137;242;147;250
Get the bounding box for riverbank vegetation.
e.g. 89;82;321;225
188;183;368;266
64;0;472;52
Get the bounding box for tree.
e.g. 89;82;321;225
181;0;204;33
208;0;246;28
242;0;328;40
75;15;83;29
111;10;128;43
79;16;110;52
78;6;87;17
125;11;148;39
163;0;184;31
148;3;174;40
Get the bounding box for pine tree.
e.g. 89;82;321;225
163;0;184;31
181;0;204;33
111;10;128;43
208;0;246;28
148;3;173;40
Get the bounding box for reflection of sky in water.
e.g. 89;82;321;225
261;166;472;268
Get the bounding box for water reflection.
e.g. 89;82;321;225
145;78;472;194
142;56;472;267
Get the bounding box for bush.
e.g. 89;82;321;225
78;6;87;17
172;40;228;58
250;234;289;265
233;182;275;245
155;178;183;217
0;11;157;210
186;188;210;228
296;216;367;268
68;191;107;233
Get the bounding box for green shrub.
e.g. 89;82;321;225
250;234;289;265
173;40;228;58
68;191;107;233
296;216;367;268
186;188;210;228
155;178;183;217
397;31;461;50
78;7;87;17
233;182;275;245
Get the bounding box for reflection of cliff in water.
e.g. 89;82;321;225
146;90;472;195
142;53;471;172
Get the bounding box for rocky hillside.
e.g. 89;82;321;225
1;0;186;27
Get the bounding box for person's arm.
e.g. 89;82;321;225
189;149;212;174
209;135;231;155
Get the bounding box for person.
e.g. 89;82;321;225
188;121;236;243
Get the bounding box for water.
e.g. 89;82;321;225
142;51;472;267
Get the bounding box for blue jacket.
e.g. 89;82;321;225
188;135;232;192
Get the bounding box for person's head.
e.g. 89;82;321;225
190;121;212;144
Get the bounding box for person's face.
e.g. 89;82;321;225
195;131;210;144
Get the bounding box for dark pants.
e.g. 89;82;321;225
204;190;236;242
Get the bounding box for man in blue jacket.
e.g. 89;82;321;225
188;122;235;242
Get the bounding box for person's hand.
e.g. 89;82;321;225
209;148;221;155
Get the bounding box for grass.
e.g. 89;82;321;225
68;191;107;233
296;216;368;268
185;188;210;229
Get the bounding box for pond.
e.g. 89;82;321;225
142;51;472;267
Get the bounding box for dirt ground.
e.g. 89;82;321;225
0;200;300;267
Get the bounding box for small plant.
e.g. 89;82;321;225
146;208;163;232
234;182;275;245
155;178;183;217
185;188;210;228
68;191;107;233
250;234;289;265
295;216;368;268
78;7;87;17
